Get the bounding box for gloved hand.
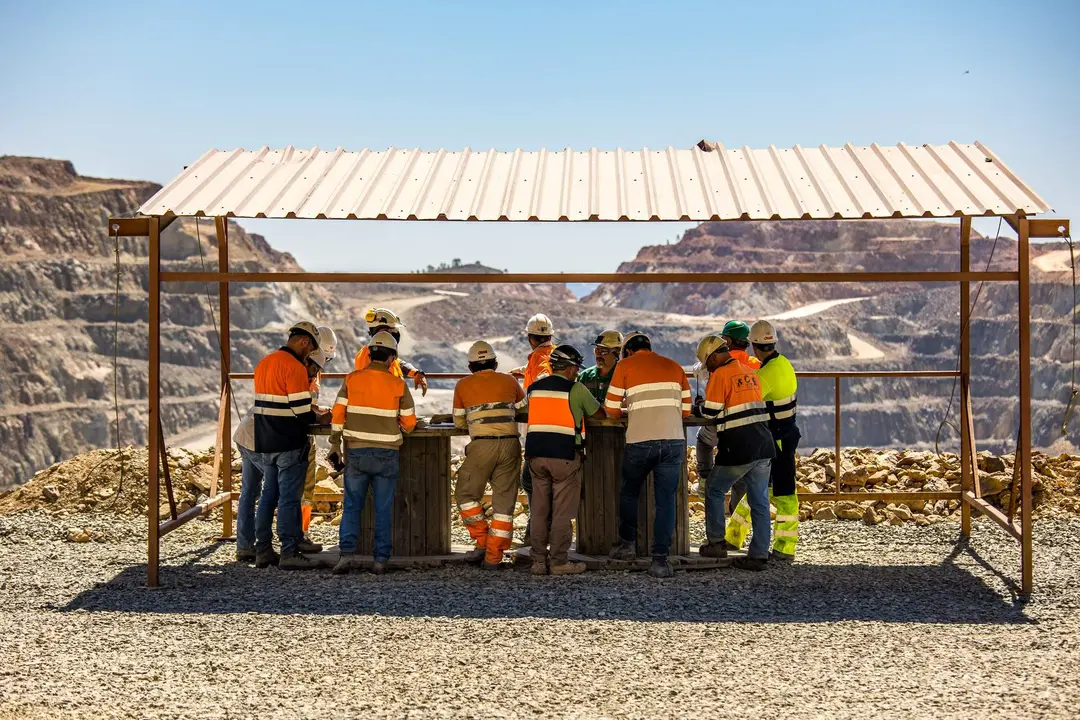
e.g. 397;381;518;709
414;371;428;397
327;451;345;473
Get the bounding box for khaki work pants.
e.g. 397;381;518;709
528;455;583;566
455;437;522;564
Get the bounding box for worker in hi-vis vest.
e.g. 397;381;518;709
725;320;801;561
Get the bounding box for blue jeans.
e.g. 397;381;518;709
250;444;309;555
236;447;261;552
706;459;773;559
339;447;400;561
618;439;685;558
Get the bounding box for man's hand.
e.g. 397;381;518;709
327;451;345;473
414;371;429;397
315;407;332;424
510;366;525;379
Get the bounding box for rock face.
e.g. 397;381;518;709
582;220;1080;454
0;156;360;489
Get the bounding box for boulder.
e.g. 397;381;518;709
834;501;863;520
862;504;884;525
813;506;837;521
977;452;1007;474
42;486;60;503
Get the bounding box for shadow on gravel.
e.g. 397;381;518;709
60;544;1030;625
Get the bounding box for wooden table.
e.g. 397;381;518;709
576;417;709;557
311;424;463;556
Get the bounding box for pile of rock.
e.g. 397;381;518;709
687;446;1080;524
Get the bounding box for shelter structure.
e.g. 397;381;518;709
109;141;1070;595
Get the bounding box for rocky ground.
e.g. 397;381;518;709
1;510;1078;719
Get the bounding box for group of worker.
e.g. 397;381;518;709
234;306;800;579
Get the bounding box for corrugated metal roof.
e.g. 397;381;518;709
139;141;1051;221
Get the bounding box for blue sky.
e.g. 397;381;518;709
1;0;1076;271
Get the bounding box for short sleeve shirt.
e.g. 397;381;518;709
569;382;602;446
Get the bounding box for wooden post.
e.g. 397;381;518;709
215;216;233;539
1018;215;1033;595
834;377;841;493
147;216;161;587
959;215;973;536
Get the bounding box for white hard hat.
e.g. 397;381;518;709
750;320;778;345
525;313;553;336
467;341;497;363
591;330;623;349
620;330;650;354
695;334;729;365
369;331;398;351
316;326;338;361
308;348;328;370
366;307;405;330
288;321;321;349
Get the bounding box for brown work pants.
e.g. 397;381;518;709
528;455;583;566
455;437;522;564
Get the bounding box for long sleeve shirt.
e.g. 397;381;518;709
329;363;417;452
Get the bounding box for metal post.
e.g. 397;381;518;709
1018;216;1033;595
215;217;233;539
834;377;841;494
147;216;161;588
959;215;972;536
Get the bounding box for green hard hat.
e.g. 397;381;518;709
721;320;750;341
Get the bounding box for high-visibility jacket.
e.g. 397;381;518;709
354;346;422;379
524;375;580;461
253;347;316;453
329;363;417;451
756;352;799;439
730;347;761;370
703;357;776;466
453;370;525;439
604;350;691;444
522;342;554;391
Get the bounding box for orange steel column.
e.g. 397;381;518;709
1018;216;1033;595
147;216;161;587
834;377;841;494
959;216;972;536
215;217;233;538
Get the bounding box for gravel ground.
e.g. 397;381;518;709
1;512;1079;719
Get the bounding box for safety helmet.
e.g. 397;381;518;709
525;313;554;336
308;348;328;370
369;331;398;351
549;344;586;368
749;320;778;345
695;334;729;365
467;341;497;363
365;307;405;330
316;326;338;361
591;330;624;349
721;320;750;342
288;321;321;349
620;330;651;355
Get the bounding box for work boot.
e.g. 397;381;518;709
297;535;323;554
550;561;586;576
254;548;280;568
279;551;317;571
770;549;795;563
531;559;548;575
332;552;359;575
236;548;257;563
371;560;388;575
698;542;728;559
725;541;741;552
481;561;503;572
464;547;487;565
608;540;636;561
733;556;768;572
648;557;674;579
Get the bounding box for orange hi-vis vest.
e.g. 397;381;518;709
354;346;421;379
604;350;691;444
524;375;579;460
329;364;417;451
453;370;525;438
702;357;775;466
730;348;761;370
253;348;316;453
522;343;554;390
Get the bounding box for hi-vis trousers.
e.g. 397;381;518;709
456;437;522;564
